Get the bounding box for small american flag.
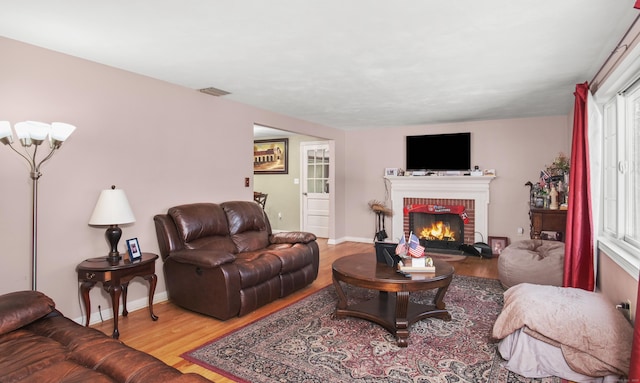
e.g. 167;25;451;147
395;234;407;255
408;233;425;258
539;170;550;187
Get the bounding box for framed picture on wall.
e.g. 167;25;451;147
488;236;509;256
254;138;288;174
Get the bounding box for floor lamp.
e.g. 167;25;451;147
0;120;76;291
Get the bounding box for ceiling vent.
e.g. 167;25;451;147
198;87;230;97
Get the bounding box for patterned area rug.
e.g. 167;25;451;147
183;275;560;383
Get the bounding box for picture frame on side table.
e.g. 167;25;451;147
126;238;142;262
488;236;509;256
254;138;288;174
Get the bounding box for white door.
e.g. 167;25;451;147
301;142;330;238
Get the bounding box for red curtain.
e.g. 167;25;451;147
563;82;595;291
630;272;640;380
635;0;640;9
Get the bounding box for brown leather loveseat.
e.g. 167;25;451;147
0;290;211;383
154;201;319;320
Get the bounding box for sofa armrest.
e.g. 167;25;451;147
270;232;317;244
154;214;185;260
168;249;236;268
0;291;55;335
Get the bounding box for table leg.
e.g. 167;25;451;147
434;285;452;320
331;276;348;316
104;284;122;339
80;281;96;327
144;273;159;321
395;291;410;347
121;282;129;317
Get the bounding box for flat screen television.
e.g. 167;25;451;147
406;132;471;171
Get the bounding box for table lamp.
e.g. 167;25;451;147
89;185;135;264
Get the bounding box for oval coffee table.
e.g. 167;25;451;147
332;253;454;347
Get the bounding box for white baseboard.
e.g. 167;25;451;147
72;291;169;326
342;236;376;244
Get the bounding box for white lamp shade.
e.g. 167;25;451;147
89;188;136;226
13;121;31;139
0;121;13;142
15;121;51;141
50;122;76;142
0;121;12;137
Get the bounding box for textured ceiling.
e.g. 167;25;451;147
0;1;637;129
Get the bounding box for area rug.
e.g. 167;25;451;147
183;275;560;383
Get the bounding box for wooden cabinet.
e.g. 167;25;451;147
529;208;567;241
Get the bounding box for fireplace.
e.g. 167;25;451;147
408;204;466;251
387;176;494;245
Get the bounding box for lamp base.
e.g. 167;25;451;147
105;225;122;264
106;252;121;265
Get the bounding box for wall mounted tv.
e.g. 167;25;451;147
406;132;471;171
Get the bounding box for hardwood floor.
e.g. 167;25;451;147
91;240;499;382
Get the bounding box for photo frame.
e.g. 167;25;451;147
541;231;563;241
126;238;142;262
385;168;399;176
488;236;509;256
254;138;288;174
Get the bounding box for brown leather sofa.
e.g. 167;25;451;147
154;201;319;320
0;290;212;383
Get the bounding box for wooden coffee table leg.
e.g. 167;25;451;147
395;291;410;347
434;284;452;321
332;276;348;316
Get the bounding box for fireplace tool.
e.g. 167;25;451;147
369;200;392;241
375;211;387;241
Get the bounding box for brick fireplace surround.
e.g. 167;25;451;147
386;176;495;244
405;198;475;245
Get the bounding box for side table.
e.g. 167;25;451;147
529;208;567;241
76;252;159;339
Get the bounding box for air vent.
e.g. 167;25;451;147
198;87;231;97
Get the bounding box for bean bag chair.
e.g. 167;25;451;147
492;283;633;381
497;239;564;288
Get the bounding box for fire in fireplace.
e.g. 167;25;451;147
406;204;468;252
419;220;459;242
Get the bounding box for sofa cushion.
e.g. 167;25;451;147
234;251;281;288
0;329;69;383
222;201;270;252
0;291;54;335
168;203;236;253
270;231;317;244
169;249;236;268
266;244;315;274
21;314;211;383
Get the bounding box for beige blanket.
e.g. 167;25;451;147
492;283;633;377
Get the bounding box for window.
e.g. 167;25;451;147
599;74;640;276
625;86;640;248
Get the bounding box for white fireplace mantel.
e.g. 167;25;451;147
386;176;495;243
